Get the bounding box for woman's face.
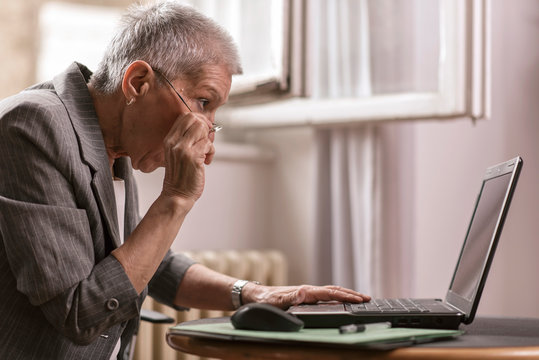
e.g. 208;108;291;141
123;64;232;173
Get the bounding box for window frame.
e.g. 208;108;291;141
219;0;488;129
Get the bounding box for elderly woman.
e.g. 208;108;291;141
0;2;369;359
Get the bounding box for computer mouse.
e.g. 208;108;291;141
231;303;304;332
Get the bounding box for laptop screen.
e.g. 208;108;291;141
449;172;512;300
446;157;521;323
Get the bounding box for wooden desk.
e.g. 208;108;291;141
166;317;539;360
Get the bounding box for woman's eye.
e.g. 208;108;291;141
198;99;209;109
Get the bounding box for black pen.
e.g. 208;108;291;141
339;322;392;334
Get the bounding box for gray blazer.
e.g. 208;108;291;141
0;63;194;359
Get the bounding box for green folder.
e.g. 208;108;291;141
170;321;463;349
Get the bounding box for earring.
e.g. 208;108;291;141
126;98;135;106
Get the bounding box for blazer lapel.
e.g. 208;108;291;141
53;62;121;250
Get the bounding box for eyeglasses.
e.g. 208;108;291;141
152;68;222;133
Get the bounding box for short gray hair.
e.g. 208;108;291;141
90;1;242;94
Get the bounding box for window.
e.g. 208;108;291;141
37;0;286;95
37;0;487;129
37;2;123;82
182;0;286;94
218;0;488;128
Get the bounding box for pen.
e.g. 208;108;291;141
339;322;392;334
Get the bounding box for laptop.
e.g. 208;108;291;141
289;156;523;329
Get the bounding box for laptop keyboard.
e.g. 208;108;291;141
350;298;431;313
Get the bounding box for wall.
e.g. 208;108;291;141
134;141;275;253
241;127;319;285
0;0;134;98
410;0;539;317
0;1;39;98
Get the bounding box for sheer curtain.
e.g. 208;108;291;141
314;126;381;294
308;0;382;295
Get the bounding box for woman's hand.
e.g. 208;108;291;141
161;113;215;203
114;114;214;294
242;284;371;309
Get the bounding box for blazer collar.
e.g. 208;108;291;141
52;62;106;172
52;62;121;249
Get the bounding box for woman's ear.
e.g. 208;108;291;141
121;61;155;104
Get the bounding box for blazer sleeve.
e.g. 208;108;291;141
0;99;139;345
148;250;196;310
114;151;197;311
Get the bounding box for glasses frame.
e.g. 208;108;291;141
152;67;222;133
152;67;192;112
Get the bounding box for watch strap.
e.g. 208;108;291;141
231;279;259;309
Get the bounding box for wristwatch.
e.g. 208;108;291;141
231;279;260;309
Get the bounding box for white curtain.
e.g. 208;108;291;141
308;0;382;294
314;127;381;294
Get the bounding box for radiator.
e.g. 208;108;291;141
133;249;288;360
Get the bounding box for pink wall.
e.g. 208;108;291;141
409;0;539;317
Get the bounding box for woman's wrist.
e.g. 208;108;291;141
238;281;267;306
156;192;196;218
